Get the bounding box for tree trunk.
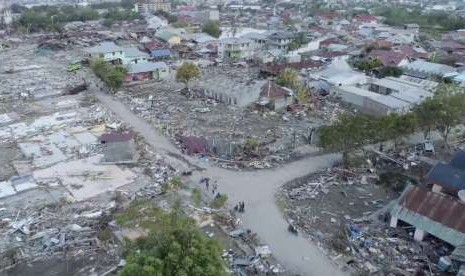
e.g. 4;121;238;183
342;151;349;169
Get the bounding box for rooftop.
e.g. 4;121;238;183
85;42;123;54
126;62;168;74
123;47;150;58
402;60;456;76
391;185;465;246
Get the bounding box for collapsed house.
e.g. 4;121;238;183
256;80;294;110
390;150;465;246
100;132;137;164
390;185;465;246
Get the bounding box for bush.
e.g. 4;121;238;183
192;188;202;207
211;194;228;209
91;59;127;91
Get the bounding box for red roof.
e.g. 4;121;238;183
353;14;378;23
398;185;465;234
371;40;394;49
368;49;408;66
260;81;292;99
145;39;169;51
319;38;341;48
397;45;429;59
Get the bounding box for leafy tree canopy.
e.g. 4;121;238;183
202;21;222;38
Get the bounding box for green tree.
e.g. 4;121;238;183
275;68;299;88
296;84;309;104
176;62;201;90
414;84;465;147
91;59;127;91
120;209;227;276
379;66;403;77
318;114;374;167
201;20;222;38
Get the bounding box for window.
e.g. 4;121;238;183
112;52;115;56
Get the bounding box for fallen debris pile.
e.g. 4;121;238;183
0;202;119;271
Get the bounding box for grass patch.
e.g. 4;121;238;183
115;200;163;230
192;188;202;207
276;196;287;214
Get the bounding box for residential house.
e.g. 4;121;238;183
144;39;171;59
266;31;294;50
122;47;150;65
367;49;410;67
256;80;294;110
125;62;169;82
85;42;124;64
218;37;253;61
155;31;181;46
390;184;465;246
241;32;268;52
402;60;457;79
100;132;137;164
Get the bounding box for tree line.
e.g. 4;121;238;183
374;7;465;32
13;5;141;33
319;84;465;165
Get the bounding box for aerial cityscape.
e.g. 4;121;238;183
1;0;465;275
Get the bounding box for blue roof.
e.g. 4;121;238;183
426;163;465;191
451;150;465;170
151;49;171;58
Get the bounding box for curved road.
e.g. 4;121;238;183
95;91;345;276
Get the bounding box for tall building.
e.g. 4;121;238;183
135;0;171;13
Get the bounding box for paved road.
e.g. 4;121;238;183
95;91;345;276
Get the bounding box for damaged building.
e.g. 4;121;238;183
100;132;137;164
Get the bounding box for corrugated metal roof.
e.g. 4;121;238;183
397;185;465;233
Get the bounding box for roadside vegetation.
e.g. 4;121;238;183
116;201;227;276
91;59;127;91
319;84;465;166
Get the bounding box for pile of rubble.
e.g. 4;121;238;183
0;202;119;271
340;220;453;274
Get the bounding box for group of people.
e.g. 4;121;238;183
200;176;219;195
199;176;245;213
234;201;245;213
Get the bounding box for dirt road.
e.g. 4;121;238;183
94;90;345;276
